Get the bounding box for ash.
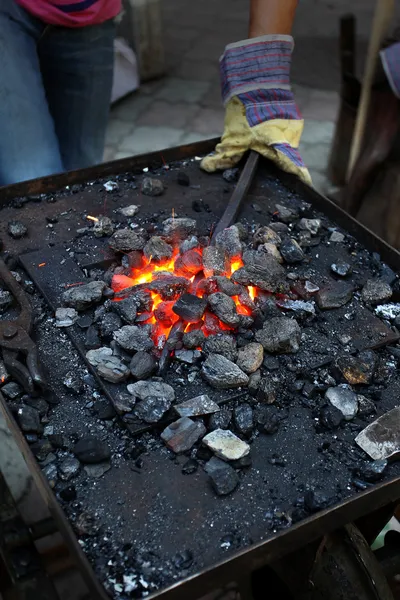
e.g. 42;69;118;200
2;158;400;599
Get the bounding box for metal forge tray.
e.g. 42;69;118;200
1;139;400;600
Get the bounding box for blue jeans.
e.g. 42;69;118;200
0;0;115;186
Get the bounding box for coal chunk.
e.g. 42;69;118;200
0;289;13;312
361;279;392;305
255;406;280;434
208;292;240;327
183;329;205;349
298;218;321;235
73;437;111;464
320;405;343;430
112;295;138;324
173;293;206;322
8;220;27;239
212;276;243;296
304;489;329;513
202;246;229;278
279;237;304;264
63;281;106;311
175;395;219;418
253;226;281;246
59;457;81;481
222;168;239;182
181;459;198;475
129;351;157;380
177;171;190;186
275;203;297;223
325;386;358;420
149;274;189;300
161;417;206;453
17;405;41;433
336;351;376;385
99;312;122;340
174;349;201;364
255;317;301;353
215;225;242;258
93;216;114;238
233;404;253;436
236;342;264;374
85;325;101;350
202;354;249;389
331;261;352;277
208;409;232;431
162;217;196;241
97;356;130;383
113;325;154;352
1;382;22;399
357;459;387;482
127;380;175;403
55;307;78;327
204;457;239;496
143;236;173;262
134;397;171;423
141;176;164;196
60;486;77;502
231;257;287;293
109;229;147;252
316;281;353;309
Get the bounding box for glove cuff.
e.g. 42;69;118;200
220;35;294;105
380;43;400;98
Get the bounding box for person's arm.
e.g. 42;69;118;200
248;0;298;37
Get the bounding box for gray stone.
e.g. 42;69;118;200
208;292;240;327
236;343;264;374
109;228;147;252
84;462;112;478
202;246;229;278
134;396;171;423
0;289;13;312
205;457;239;496
174;349;202;364
55;307;78;327
2;381;22;399
180;235;199;254
162;217;197;241
119;204;139;217
97;356;130;383
248;370;262;396
143;237;173;262
215;225;242;258
8;220;27;239
355;407;400;460
129;352;157;380
99;312;123;340
127;380;175;403
183;329;205;349
253;226;281;246
202;429;250;461
277;299;316;315
202;354;249;389
17;405;41;433
175;395;219;418
298;218;321;235
42;463;58;488
59;457;81;481
275;204;297;223
329;231;345;243
113;325;154;352
141;177;164;196
112;295;137;324
208;409;232;431
204;335;238;362
63;280;106;311
233;404;253;436
316;281;354;310
86;347;113;367
93;216;114;238
331;261;352;277
161;417;206;453
258;243;283;263
73;437;111;464
362;279;392;305
325;386;358;420
172;293;207;322
255;317;301;354
279;238;304;264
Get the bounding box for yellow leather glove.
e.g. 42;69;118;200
200;35;312;186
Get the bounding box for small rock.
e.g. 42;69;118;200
86;347;113;367
114;325;154;352
236;342;264;374
119;204;139;217
95;401;116;420
84;462;111;478
204;334;238;362
93;216;114;238
99;312;123;340
77;315;93;329
55;307;78;327
2;381;22;399
304;489;329;513
73;437;111;464
161;417;206;453
208;292;240;327
141;177;164;196
279;238;304;264
253;226;281;246
175;395;219;418
177;171;190;186
129;352;157;380
202;246;229;278
255;406;280;434
233;404;253;436
134;397;171;423
316;281;354;310
298;218;321;235
112;295;137;324
331;261;352;277
42;463;58;488
59;457;81;481
255;317;301;354
202;429;250;461
8;220;27;239
215;226;242;258
329;231;345;243
202;354;249;389
109;228;147;252
222;168;239;183
85;325;101;350
127;380;175;403
275;204;297;223
97;356;130;383
248;370;261;396
172;549;194;570
259;242;283;263
357;459;387;482
162;217;197;241
103;180;118;192
336;351;376;385
173;293;207;323
0;289;13;312
17;405;41;433
362;279;392;305
319;405;344;430
183;329;205;349
325;386;358;420
31;439;53;461
175;349;202;364
62;372;83;394
212;276;243;296
357;394;376;417
205;457;239;495
63;280;106;311
208;409;232;431
231;257;287;293
180;235;199;254
181;459;198;474
143;237;173;262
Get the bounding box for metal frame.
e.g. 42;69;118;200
1;139;400;600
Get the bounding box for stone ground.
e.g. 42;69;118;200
105;0;400;194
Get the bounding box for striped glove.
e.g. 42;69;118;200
201;35;311;185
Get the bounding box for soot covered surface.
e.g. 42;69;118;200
2;155;400;598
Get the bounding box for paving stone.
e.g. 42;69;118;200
136;100;199;128
190;107;225;135
119;126;185;154
156;78;210;103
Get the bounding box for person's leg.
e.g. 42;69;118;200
0;0;64;186
39;20;115;171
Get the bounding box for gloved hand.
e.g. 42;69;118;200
201;35;311;185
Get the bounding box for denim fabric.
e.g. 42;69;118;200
0;0;114;185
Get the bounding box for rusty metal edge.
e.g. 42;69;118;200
0;391;108;600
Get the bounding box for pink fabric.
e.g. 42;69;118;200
16;0;121;27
